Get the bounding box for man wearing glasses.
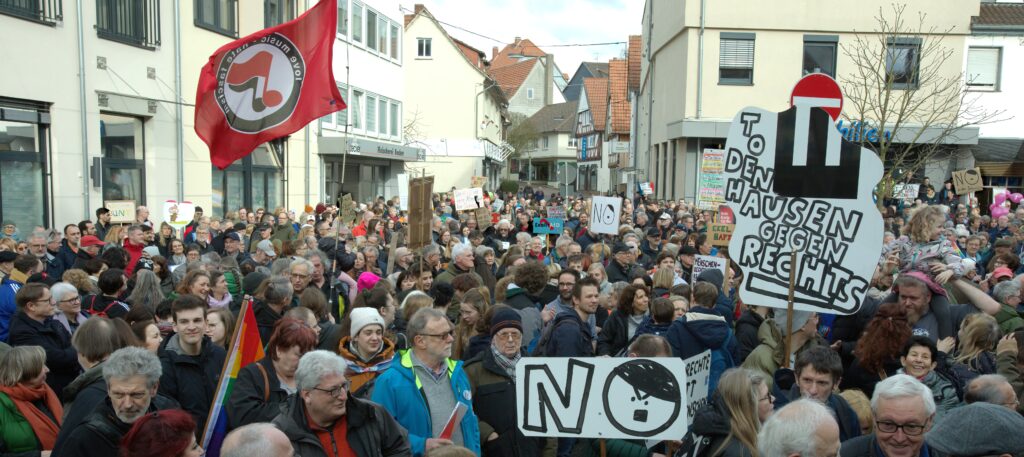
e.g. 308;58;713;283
373;307;480;456
840;375;936;457
272;350;409;457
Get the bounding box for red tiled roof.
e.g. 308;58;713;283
583;77;609;133
627;35;641;92
453;38;487;70
491;37;547;69
607;59;630;134
974;3;1024;26
489;59;537;98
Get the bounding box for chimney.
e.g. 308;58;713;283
514;37;522;46
414;4;424;15
545;54;554;106
492;46;499;60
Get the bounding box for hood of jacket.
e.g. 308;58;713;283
690;397;732;438
737;309;765;332
683;308;731;349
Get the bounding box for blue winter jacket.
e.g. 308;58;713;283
0;278;23;342
371;349;481;456
665;306;737;361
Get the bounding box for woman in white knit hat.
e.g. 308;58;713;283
337;307;396;398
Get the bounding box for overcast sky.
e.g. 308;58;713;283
400;0;645;77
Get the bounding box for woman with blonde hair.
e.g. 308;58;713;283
950;313;1000;377
0;346;63;455
453;287;491;360
681;368;770;457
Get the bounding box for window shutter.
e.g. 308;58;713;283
967;48;998;87
720;39;754;69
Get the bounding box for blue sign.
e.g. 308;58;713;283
836;120;892;143
533;217;564;235
581;136;589;160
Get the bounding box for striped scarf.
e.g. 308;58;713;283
491;345;520;381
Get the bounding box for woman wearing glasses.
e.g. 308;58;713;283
50;282;88;335
464;306;552;457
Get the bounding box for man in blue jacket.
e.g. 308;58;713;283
372;307;480;456
666;281;737;392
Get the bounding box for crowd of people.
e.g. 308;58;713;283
0;181;1022;457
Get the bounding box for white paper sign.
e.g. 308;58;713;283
691;255;728;284
517;357;688;440
683;350;712;428
163;200;195;229
721;106;883;314
589;196;621;235
454;187;485;211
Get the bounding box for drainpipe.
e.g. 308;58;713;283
644;1;654;193
76;0;90;218
696;0;705;119
174;0;184;200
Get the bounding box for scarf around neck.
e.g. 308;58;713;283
491;344;520;381
0;383;62;449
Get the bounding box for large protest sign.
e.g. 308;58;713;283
547;206;566;220
952;168;983;195
454;188;485;211
692;255;728;284
721;105;883;314
517;357;699;440
590;196;621;235
698;149;726;211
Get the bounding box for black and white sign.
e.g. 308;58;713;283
590;196;621;235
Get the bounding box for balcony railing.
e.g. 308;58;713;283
97;0;161;49
0;0;62;25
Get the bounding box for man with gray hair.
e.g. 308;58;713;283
222;423;294;457
758;398;840;457
992;280;1024;334
55;347;178;457
272;350;408;457
288;257;316;299
435;243;482;285
840;374;938;457
965;374;1019;409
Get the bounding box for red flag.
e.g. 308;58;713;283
195;0;345;169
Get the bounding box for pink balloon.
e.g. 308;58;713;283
994;192;1008;205
991;207;1010;219
1010;193;1024;204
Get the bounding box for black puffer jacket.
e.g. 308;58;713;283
226;357;291;430
272;390;410;457
596;310;630;356
679;398;755;457
52;363;107;454
734;310;765;362
158;334;227;433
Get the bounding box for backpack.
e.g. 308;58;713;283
531;314;574;357
707;329;736;393
86;295;124;319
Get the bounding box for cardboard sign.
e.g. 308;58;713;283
952;168;983;195
708;223;734;247
698;149;727;211
470;176;487;189
340;194;357;225
721;104;883;315
454;188;485;211
590;196;621;235
474;207;493;231
692;255;728;284
517;357;695;440
105;200;135;224
547;206;566;220
533;218;564;235
163;200;195;229
408;177;434;250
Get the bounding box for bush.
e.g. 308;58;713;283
499;180;519;193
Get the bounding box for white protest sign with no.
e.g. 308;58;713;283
453;188;485;211
691;255;727;285
517;357;689;440
590;196;621;235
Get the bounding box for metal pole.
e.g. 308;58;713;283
76;0;90;218
782;249;798;369
174;0;184;201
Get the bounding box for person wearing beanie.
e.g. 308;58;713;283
742;307;827;390
337;307;395;398
926;402;1024;456
463;305;551;457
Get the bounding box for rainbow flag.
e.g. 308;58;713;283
201;299;265;457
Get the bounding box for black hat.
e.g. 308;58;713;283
225;232;242;242
680;246;698;256
242;271;268;296
646;227;661;238
257;223;272;231
0;251;17;263
490;307;523;337
233;222;247;232
612;242;631;254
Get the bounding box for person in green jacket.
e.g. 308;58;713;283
0;345;63;455
991;281;1024;335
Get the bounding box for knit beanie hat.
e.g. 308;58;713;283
357;272;381;293
490;307;523;337
350;307;386;338
774;308;814;336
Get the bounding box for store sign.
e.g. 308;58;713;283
318;136;422;161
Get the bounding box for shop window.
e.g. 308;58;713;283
0;103;49;229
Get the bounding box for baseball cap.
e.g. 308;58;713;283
612;242;631;254
257;223;272;231
992;266;1014;280
80;235;106;247
256;239;277;257
225;232;242;242
232;222;247;232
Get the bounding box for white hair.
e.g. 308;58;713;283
451;243;473;260
221;423;291;457
295;350;347;391
872;374;936;415
515;232;532;243
758;399;837;457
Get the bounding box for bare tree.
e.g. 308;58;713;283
839;3;1005;207
505;112;539;179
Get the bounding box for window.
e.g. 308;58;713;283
211;146;281;217
390;102;399;137
366;95;377;133
719;33;755;85
967;47;1001;91
803;35;837;77
99;113;146;204
366;9;377;52
527;88;535;100
351;2;362;44
569;137;578;148
885;38;921;90
336;0;347;36
542;136;549;149
337;85;348;128
390;23;399;59
351;90;363;129
0;102;49;230
97;0;161;48
377;16;387;55
195;0;236;37
417;38;432;57
378;99;387;136
264;0;294;27
0;0;62;25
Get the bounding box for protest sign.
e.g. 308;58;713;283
105;200;135;223
454;188;485;211
698;149;726;211
397;173;410;210
163;200;195;229
708;223;734;247
407;177;434;250
590;196;621;235
340;194;357;225
892;183;919;202
517;357;695;440
639;182;655;196
720;103;883;314
718;205;735;225
475;207;493;231
952;168;983;195
471;176;487;189
682;351;712;427
533;218;564;235
692;255;728;284
547;206;566;220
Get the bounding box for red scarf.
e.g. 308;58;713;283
0;383;63;449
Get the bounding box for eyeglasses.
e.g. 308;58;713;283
34;296;52;305
759;393;774;403
59;296;81;304
495;330;522;341
311;383;349;398
420;330;455;339
875;420;928;436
